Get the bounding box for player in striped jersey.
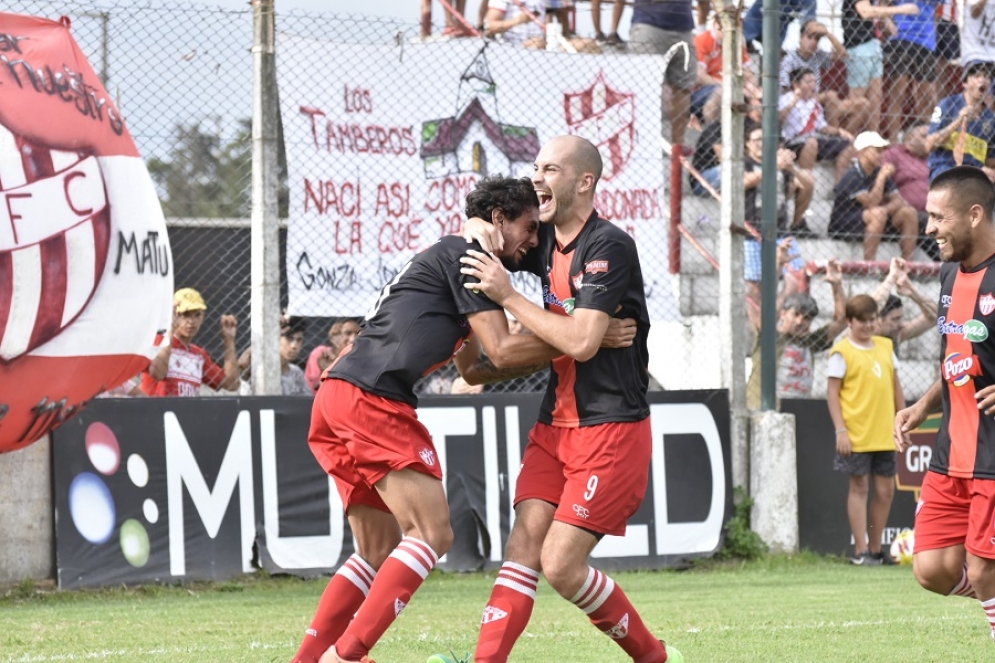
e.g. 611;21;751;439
895;166;995;641
452;136;681;662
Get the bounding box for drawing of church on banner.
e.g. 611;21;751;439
420;45;539;179
564;71;635;181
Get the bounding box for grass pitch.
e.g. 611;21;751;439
1;554;989;662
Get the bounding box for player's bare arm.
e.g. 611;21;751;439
462;249;609;362
895;379;942;452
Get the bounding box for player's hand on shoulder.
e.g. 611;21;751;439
461;249;513;303
462;216;504;253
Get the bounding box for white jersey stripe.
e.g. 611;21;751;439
0;244;42;359
62;219;96;326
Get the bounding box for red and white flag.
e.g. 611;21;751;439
0;12;172;451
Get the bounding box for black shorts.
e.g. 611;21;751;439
786;134;850;161
833;450;897;476
885;39;937;81
935;19;961;61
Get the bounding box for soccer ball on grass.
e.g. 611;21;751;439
890;529;915;565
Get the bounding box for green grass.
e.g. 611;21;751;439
1;555;991;662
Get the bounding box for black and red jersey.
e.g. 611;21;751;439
933;255;995;479
521;211;651;427
327;235;502;406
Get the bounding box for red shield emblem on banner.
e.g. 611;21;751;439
563;72;635;181
981;293;995;316
0;132;111;361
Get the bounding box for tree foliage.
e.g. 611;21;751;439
147;119;288;219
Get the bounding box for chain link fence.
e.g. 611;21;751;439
6;0;958;401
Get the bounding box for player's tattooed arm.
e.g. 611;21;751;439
459;352;548;385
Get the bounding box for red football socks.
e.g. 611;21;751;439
292;553;376;663
570;567;667;663
474;562;540;663
333;537;439;661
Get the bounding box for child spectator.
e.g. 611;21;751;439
780;20;869;135
826;294;904;565
829;131;920;260
780;67;855;183
746;259;847;409
141;288;239;397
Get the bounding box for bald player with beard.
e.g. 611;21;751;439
446;136;682;663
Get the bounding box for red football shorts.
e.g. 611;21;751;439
915;470;995;559
308;378;443;512
514;419;652;537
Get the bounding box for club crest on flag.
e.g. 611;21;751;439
564;71;635;181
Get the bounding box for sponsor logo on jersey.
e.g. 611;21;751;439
585;260;609;274
941;294;952;309
563;298;576;315
542;285;565;309
572;503;590;519
572;272;584;290
938;316;967;336
394;598;407;617
481;605;509;624
963;319;989;342
942;352;980;386
419;448;436;467
306;628;318;637
981;294;995;316
605;613;630;640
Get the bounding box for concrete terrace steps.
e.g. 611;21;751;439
655;163;942;400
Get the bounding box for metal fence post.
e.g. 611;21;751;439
718;1;749;493
251;0;281;395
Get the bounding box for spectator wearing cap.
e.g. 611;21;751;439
141;288;239;397
829;131;920;261
746;258;847;409
238;315;311;396
779;67;855;183
779;20;870;135
304;317;361;392
926;61;995;181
